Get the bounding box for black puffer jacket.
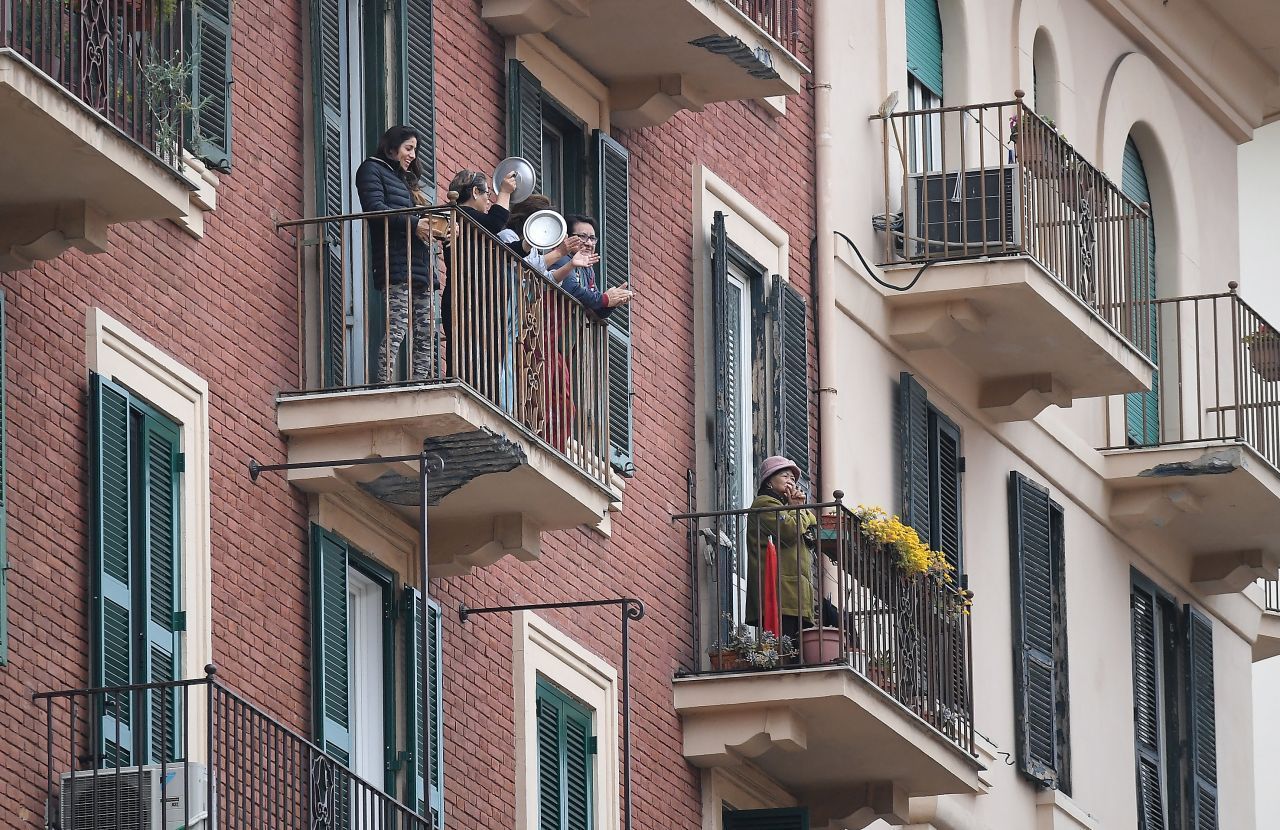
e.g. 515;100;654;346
355;156;433;287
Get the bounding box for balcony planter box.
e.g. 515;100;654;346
800;626;843;665
1248;335;1280;382
708;648;750;672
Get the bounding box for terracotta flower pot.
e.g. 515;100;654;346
1249;338;1280;383
800;626;843;665
708;649;748;672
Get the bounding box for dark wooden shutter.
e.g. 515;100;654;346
899;373;932;545
398;0;436;189
0;289;7;665
711;211;735;512
312;0;346;386
310;525;351;764
595;131;632;475
1185;606;1218;830
537;679;594;830
723;807;810;830
186;0;233;170
1008;471;1069;790
771;275;811;492
932;411;962;572
405;588;445;828
1131;580;1167;830
507;60;542;189
1122;137;1158;446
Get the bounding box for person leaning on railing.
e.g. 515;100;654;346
746;455;818;641
356;125;440;382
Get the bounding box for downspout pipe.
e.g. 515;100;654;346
813;0;839;500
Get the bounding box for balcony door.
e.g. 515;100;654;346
1122;137;1159;446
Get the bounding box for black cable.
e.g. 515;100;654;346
833;229;933;292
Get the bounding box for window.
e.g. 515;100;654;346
89;373;183;765
898;373;963;572
310;526;444;826
536;678;595;830
905;0;943;173
1008;472;1070;791
1130;573;1218;830
723;807;809;830
185;0;234;171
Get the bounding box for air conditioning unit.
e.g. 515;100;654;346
59;763;210;830
903;165;1022;258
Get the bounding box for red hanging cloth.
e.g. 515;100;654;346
762;535;781;638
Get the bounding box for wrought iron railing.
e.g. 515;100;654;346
35;667;432;829
876;93;1151;358
279;205;611;485
726;0;800;56
1100;285;1280;473
676;496;975;755
2;0;187;166
1264;579;1280;613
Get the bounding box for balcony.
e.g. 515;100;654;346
34;670;432;829
1099;288;1280;594
481;0;808;128
875;97;1153;421
0;0;193;269
672;500;982;828
276;206;619;576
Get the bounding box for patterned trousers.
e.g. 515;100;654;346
378;284;441;382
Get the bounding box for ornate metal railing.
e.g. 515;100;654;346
726;0;800;55
279;205;611;485
1264;579;1280;613
876;93;1151;358
676;495;975;754
2;0;187;166
1100;285;1280;473
35;667;431;829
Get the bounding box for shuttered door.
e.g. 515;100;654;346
397;0;436;189
1122;137;1159;446
771;276;811;492
712;212;735;512
0;290;7;665
1008;472;1069;790
186;0;233;170
905;0;944;97
723;807;810;830
932;412;962;573
596;131;633;475
507;60;543;189
899;373;932;546
1185;607;1218;830
1131;580;1168;830
405;587;445;828
310;525;352;764
536;679;594;830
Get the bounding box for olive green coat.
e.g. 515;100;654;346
745;494;818;624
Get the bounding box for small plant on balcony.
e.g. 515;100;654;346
142;52;198;165
1245;325;1280;383
720;620;797;670
853;505;953;580
867;650;895;691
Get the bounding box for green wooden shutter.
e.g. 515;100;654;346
1008;472;1070;791
771;276;811;492
0;289;7;666
906;0;944;97
405;588;444;828
186;0;233;171
595;131;633;475
1131;580;1167;830
899;373;932;546
536;678;594;830
1122;137;1158;446
723;807;810;830
1185;607;1218;830
310;525;351;764
932;412;962;573
507;60;543;189
711;212;735;512
312;0;347;387
397;0;437;189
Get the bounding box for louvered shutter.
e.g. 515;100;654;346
899;373;932;546
310;525;351;764
507;60;542;189
595;131;633;475
537;679;594;830
1008;472;1069;789
905;0;944;97
1122;137;1159;446
398;0;436;189
711;212;735;512
771;276;811;492
1185;607;1218;830
932;412;962;572
405;588;445;828
1131;581;1167;830
312;0;347;387
0;289;7;665
723;807;810;830
186;0;233;170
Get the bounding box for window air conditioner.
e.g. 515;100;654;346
903;165;1022;258
59;763;210;830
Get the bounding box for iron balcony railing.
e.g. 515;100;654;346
677;496;975;755
1264;579;1280;613
876;93;1152;358
1100;285;1280;473
726;0;800;56
279;205;611;486
35;667;432;829
2;0;187;166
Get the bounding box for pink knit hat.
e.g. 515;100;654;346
758;455;800;484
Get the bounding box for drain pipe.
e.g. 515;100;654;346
813;0;839;499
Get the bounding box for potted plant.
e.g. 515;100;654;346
714;623;796;670
1245;325;1280;382
1010;115;1068;179
851;505;953;581
799;626;844;665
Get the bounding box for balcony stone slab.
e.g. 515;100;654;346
0;50;192;269
276;383;619;575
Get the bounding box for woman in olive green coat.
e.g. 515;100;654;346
746;455;818;639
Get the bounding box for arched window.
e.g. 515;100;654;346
1032;29;1059;120
906;0;944;170
1122;136;1159;445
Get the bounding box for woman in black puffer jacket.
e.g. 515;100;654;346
356;125;438;382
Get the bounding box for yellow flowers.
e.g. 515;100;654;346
853;505;954;580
